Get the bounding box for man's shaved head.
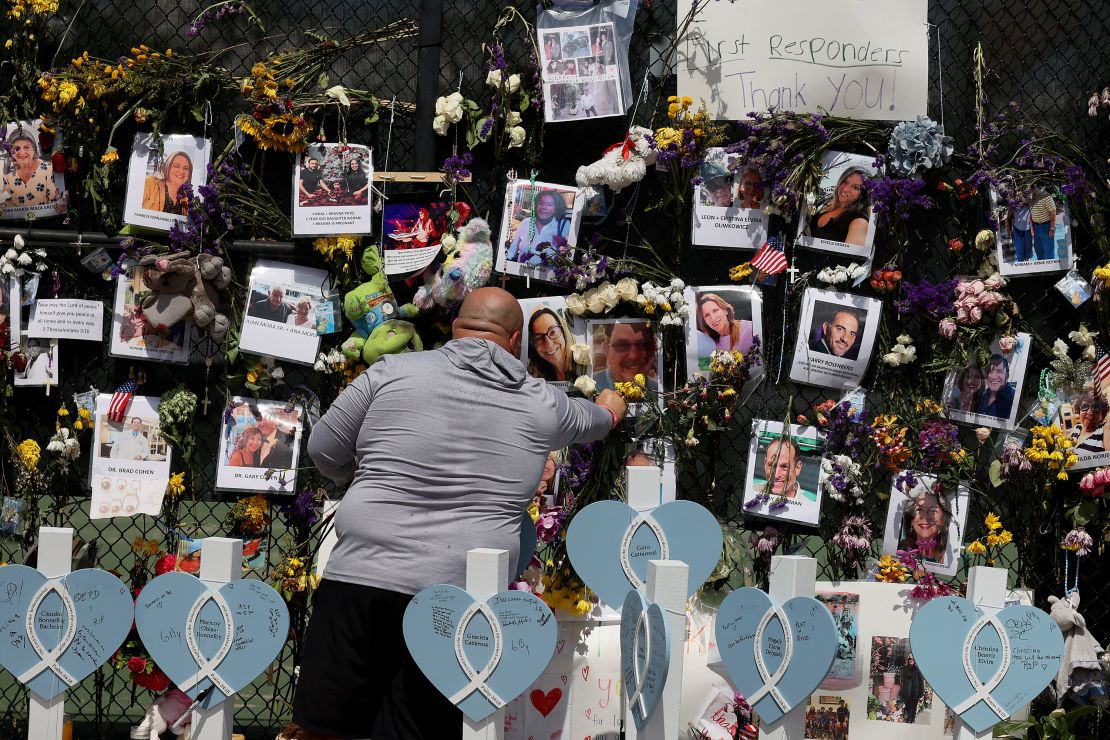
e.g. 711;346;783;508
452;287;524;354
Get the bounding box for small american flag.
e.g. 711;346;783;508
1094;342;1110;388
108;377;137;422
751;242;788;275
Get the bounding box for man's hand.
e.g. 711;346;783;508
595;389;628;425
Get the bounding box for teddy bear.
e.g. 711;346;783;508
340;244;402;362
130;688;192;739
575;126;657;193
137;252;231;341
1048;591;1108;708
409;217;493;311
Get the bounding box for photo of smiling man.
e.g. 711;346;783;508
809;306;863;361
588;319;663;397
791;289;882;390
743;420;825;526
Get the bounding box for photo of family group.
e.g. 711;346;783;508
216;397;304;492
587;319;663;408
796;151;878;260
683;285;762;379
496;180;582;280
817;591;861;691
991;186;1075;275
90;394;172;520
691;148;769;249
239;260;331;364
866;636;933;725
1054;368;1110;470
944;333;1031;430
540;23;624;122
791;289;882;389
882;474;970;577
804;695;850;740
1;120;68;221
123;132;211;231
110;269;191;363
383;201;472;275
519;296;583;389
742;420;825;526
292;143;373;236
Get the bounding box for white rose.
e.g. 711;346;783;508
565;293;587;316
441;233;456;250
882;352;902;367
13;235;24;249
508;125;526;148
271;366;285;381
597;282;619;310
314;359;327;372
615;277;639;301
4;249;15;260
435;92;464;123
573;375;597;397
16;252;32;265
1053;339;1070;360
571;343;591;365
485;69;503;88
896;334;913;345
584;288;606;314
505;111;522;127
432;114;450;136
507;73;521;93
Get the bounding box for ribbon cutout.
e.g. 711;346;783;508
951;614;1012;719
177;589;236;698
447;601;507;709
602;135;636;161
746;604;794;712
619;513;671;590
625;608;651;716
16;579;79;687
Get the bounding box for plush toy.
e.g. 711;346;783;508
130;688;192;739
410;217;493;310
361;319;424;364
575;126;657;193
138;252;232;341
340;244;400;362
1048;591;1108;708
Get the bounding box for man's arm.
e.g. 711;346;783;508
307;369;376;485
548;387;628;449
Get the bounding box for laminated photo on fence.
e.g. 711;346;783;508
12;333;56;387
123;132;211;232
90;394;171;520
796;150;878;260
742;420;826;526
683;285;762;380
1053;366;1110;470
518;296;584;390
109;269;191;364
881;473;969;577
691;147;769;249
539;21;624;122
291;142;374;236
239;260;330;365
790;288;882;389
0;119;68;221
991;186;1075;276
943;333;1031;430
383;201;472;275
216;397;304;493
495;179;583;281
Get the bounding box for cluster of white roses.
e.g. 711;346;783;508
565;276;640;316
432;92;465;136
816;262;867;286
637;278;689;326
881;334;917;367
431;72;527;148
314;348;348;373
46;427;81;464
1;234;48;277
820;454;864;504
1067;324;1099;360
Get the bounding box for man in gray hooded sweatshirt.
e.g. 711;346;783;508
288;287;628;740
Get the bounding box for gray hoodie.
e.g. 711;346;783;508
309;337;612;594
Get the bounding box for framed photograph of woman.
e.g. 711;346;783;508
943;333;1030;430
683;285;762;380
292;142;374;236
691;147;768;249
216;397;304;493
795;151;878;260
518;296;584;390
123;132;212;232
0;120;68;221
109;269;191;364
742;420;826;526
881;473;970;577
991;186;1075;276
12;333;57;387
495;180;583;282
1053;371;1110;470
790;288;882;389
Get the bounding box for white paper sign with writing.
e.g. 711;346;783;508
678;0;928;121
26;299;105;341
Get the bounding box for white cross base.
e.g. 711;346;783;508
27;527;73;740
462;548;509;740
759;555;817;740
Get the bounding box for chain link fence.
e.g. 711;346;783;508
0;0;1106;737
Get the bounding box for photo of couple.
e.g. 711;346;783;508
216;397;304;492
993;185;1075;275
291;143;373;236
944;334;1029;430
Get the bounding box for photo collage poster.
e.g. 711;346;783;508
90;394;171;519
691;147;769;249
292;142;374;236
790;288;882;389
109;268;192;364
123;132;212;232
540;22;624;123
943;333;1031;430
518;296;584;391
239;259;331;365
495;179;583;282
795;150;879;261
742;420;825;526
382;201;472;276
216;397;304;493
1;119;68;221
990;186;1075;276
683;285;763;381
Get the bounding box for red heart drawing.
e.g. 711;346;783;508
530;688;563;718
556;639;566;654
560;674;568;685
581;666;590;681
584;708;592;720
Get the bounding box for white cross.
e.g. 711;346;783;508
786;263;800;283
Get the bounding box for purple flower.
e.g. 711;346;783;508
896;278;957;318
279;488;319;530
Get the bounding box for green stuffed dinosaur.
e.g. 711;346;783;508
341;245;422;364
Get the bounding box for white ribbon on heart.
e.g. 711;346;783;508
448;601;507;709
951;613;1012;719
619;513;670;591
16;579;79;687
746;604;794;712
625;607;652;717
177;588;236;698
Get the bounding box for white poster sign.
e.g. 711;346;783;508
26;299;104;341
678;0;928;121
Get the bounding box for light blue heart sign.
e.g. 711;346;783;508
0;565;133;700
715;587;837;726
566;500;722;608
134;572;289;708
402;585;557;722
909;596;1063;734
620;589;670;730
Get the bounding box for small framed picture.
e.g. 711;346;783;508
495;179;583;282
742;420;825;526
239;260;331;365
691;147;768;249
12;333;56;387
109;270;191;364
586;318;663;397
216;397;304;493
795;150;878;261
943;333;1031;430
991;186;1075;276
0;120;68;221
790;288;882;389
292;142;374;236
518;296;584;390
383;201;472;276
123;132;212;232
90;395;172;519
1053;373;1110;471
683;285;762;380
881;473;970;577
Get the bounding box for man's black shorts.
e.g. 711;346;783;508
292;579;463;739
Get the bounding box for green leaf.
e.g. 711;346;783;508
364;112;379;125
518;92;530;112
317;71;329;89
1070;498;1099;527
988;459;1004;487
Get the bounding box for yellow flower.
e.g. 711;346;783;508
997;530;1012;546
875;555;909;583
17;439;41;470
78;407;90;419
144;539;159;556
166;472;186;497
57;81;78;105
985;512;1001;531
132;536;144;554
57;405;69;417
967;540;987;555
100;147;119;165
986;534;1000;547
74;420;84;430
246;371;259;384
527;502;539;523
729;262;753;281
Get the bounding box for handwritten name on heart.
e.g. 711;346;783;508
909;596;1063;734
714;587;836;726
403;585;557;722
135;572;289;708
620;589;669;730
566;500;722;608
0;566;133;701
